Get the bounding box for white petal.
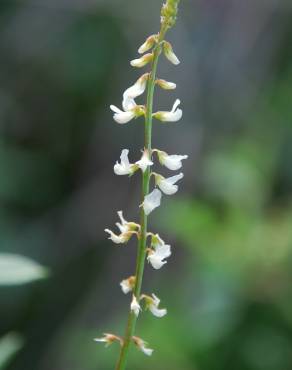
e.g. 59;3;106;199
164;42;180;65
114;149;133;175
120;279;131;294
94;338;107;343
138;35;156;54
147;254;167;269
131;295;141;317
149;305;167;318
160;153;188;171
110;105;123;114
171;99;181;112
117;210;127;225
141;346;153;356
135;151;153;172
158;173;184;195
113;110;135;124
153;99;183;122
104;229;123;244
122;96;136;111
123;75;148;100
142;189;162;215
130;53;153;68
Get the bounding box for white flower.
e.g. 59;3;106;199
104;229;131;244
132;336;153;356
142;189;162;215
94;333;122;347
135;150;153;173
147;235;171;269
131;295;141;317
114;149;137;176
153;99;182;122
130;53;153;68
138;34;157;54
163;41;180;65
123;74;149;102
156;78;176;90
120;276;136;294
110;105;136;124
148;294;167;318
155;172;184;195
157;150;188;170
110;98;144;124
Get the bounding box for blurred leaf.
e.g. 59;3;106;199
0;254;48;285
0;333;23;370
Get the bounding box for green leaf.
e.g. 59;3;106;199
0;333;23;369
0;254;49;285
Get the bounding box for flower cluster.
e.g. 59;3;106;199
96;0;184;364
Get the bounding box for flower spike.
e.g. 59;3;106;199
153;99;182;122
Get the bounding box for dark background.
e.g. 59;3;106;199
0;0;292;369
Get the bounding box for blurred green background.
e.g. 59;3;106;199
0;0;292;369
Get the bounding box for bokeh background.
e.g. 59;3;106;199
0;0;292;369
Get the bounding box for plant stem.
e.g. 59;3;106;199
114;27;167;370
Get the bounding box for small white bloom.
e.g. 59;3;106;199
135;150;153;173
131;295;141;317
142;189;162;215
104;229;130;244
157;150;188;170
130;53;153;68
132;336;153;356
156;78;176;90
94;333;122;347
138;34;157;54
123;74;149;102
114;149;137;176
120;276;136;294
155;173;184;195
110;105;136;124
148;294;167;317
153;99;182;122
147;241;171;269
163;41;180;65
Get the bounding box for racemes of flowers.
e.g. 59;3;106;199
95;1;186;369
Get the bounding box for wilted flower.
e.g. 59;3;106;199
154;172;184;195
132;336;153;356
94;333;123;347
142;189;162;215
120;276;136;294
153;99;182;122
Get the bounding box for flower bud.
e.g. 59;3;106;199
163;41;180;65
130;53;153;68
156;79;176;90
138;35;158;54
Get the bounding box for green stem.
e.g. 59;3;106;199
114;27;167;370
